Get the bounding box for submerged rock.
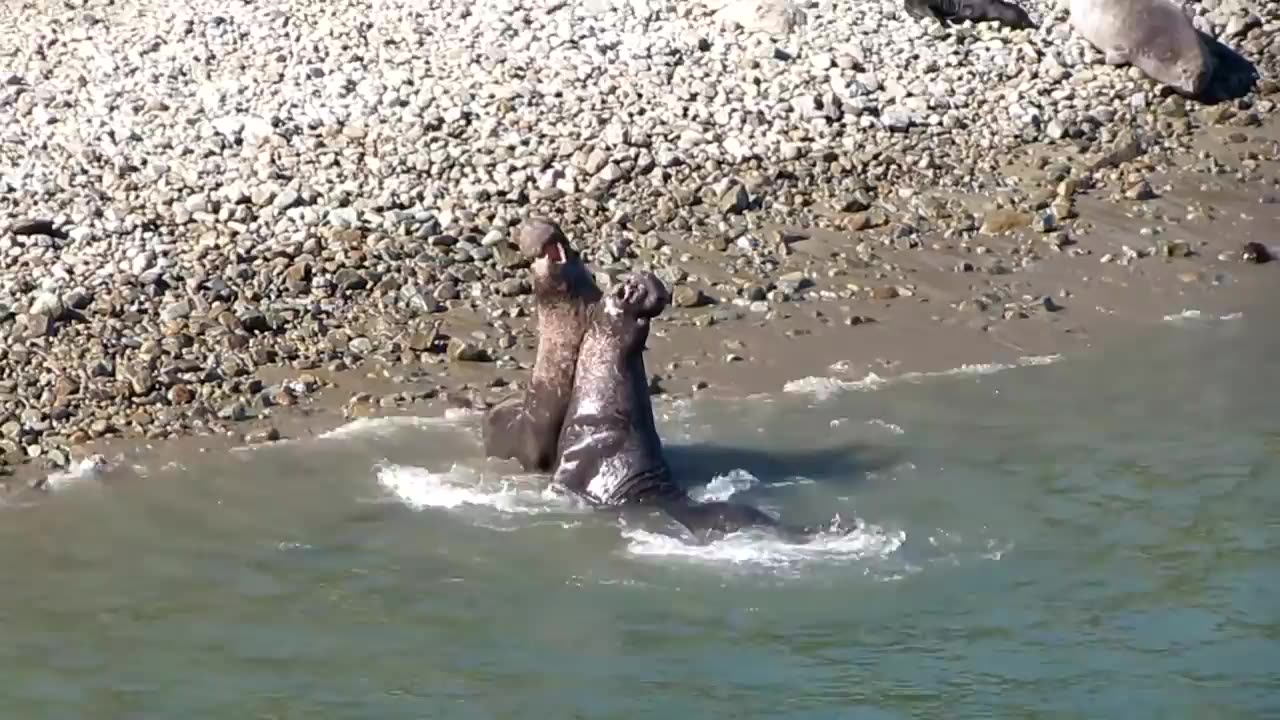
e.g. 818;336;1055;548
1241;242;1272;264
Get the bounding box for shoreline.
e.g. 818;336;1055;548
5;139;1275;495
5;124;1280;493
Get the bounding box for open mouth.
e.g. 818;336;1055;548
542;241;565;264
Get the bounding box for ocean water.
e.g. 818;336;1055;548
1;309;1278;719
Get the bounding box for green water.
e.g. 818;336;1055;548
1;310;1278;719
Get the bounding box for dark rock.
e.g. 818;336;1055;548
245;426;281;444
239;309;273;333
10;218;68;239
334;269;368;291
1242;242;1271;264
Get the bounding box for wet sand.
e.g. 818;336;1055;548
3;118;1278;496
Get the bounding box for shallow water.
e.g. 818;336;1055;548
3;309;1279;718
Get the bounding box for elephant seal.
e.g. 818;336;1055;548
551;271;820;543
905;0;1036;29
1069;0;1213;96
482;219;602;473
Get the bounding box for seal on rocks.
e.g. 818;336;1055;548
551;271;821;543
482;219;602;472
904;0;1036;29
1069;0;1214;96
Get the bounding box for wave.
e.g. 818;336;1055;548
37;454;110;491
1161;309;1245;323
689;468;761;503
318;409;480;441
374;462;910;572
374;462;587;515
783;354;1062;401
621;521;907;571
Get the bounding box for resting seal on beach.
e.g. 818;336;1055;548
904;0;1036;29
483;219;602;472
1069;0;1213;96
551;271;822;542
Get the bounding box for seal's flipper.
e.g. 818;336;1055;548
483;396;560;473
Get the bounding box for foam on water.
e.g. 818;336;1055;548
621;522;908;571
867;418;906;435
1162;308;1246;323
784;354;1062;401
38;454;110;491
374;461;910;571
689;468;760;502
375;462;587;515
318;410;480;441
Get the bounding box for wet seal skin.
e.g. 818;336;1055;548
550;271;835;544
904;0;1036;29
1069;0;1214;96
482;218;602;473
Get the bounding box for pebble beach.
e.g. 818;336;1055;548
1;0;1278;485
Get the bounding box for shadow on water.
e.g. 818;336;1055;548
664;441;902;493
1195;32;1259;103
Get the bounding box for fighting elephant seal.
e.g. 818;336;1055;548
482;219;602;472
551;271;823;542
905;0;1036;29
1069;0;1213;96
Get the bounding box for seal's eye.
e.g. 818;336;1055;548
543;241;565;263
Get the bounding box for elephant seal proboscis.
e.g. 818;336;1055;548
482;218;602;473
551;271;825;543
1069;0;1214;96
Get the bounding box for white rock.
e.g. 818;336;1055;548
211;116;245;139
708;0;807;34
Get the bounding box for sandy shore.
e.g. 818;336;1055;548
4;116;1276;496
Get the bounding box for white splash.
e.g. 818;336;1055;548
867;419;905;435
784;355;1062;400
689;468;760;503
39;454;110;491
1162;309;1245;323
375;462;586;515
622;521;907;570
319;412;477;441
927;529;1014;564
